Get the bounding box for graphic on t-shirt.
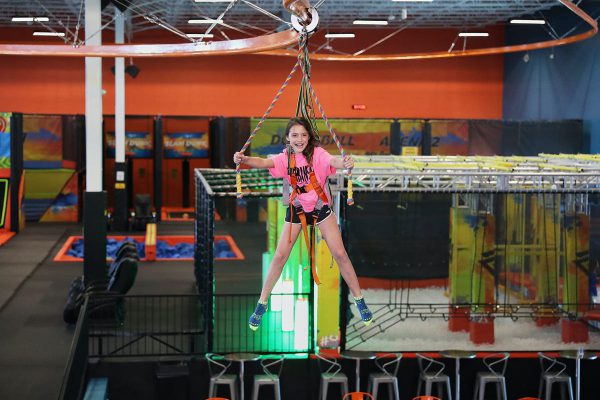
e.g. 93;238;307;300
291;165;313;185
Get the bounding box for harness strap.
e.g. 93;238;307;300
287;152;324;285
292;207;321;286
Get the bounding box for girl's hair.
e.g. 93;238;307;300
285;117;320;163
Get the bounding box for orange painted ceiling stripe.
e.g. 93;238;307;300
0;1;594;60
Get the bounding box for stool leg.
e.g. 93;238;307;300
231;382;239;400
208;381;215;398
393;380;400;400
251;382;259;400
538;377;544;400
388;382;393;400
322;380;328;400
478;380;485;400
567;379;574;400
545;380;552;400
342;381;349;396
501;378;508;400
372;381;378;399
473;377;479;400
318;379;323;400
446;378;453;400
274;382;281;400
496;381;501;400
425;380;432;396
417;376;423;396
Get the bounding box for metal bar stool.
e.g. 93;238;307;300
538;352;573;400
206;353;238;400
251;355;284;400
416;354;452;400
367;353;402;400
473;352;509;400
316;352;349;400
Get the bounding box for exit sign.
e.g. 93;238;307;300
352;104;366;110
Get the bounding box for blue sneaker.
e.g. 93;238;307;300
249;301;268;331
354;297;373;326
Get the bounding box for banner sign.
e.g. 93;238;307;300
0;112;9;168
250;118;392;157
431;120;469;155
163;132;209;158
24;115;62;168
106;131;153;158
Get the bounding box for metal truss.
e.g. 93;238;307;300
329;155;600;194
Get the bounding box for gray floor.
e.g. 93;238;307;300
0;220;263;400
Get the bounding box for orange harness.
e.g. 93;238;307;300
288;153;329;285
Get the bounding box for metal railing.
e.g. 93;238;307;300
58;297;90;400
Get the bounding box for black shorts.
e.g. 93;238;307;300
285;205;333;225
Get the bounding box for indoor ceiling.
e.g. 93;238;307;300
0;0;576;36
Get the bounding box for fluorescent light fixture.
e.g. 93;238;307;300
12;17;49;22
186;33;214;38
353;20;388;26
33;31;65;37
325;33;355;39
188;19;223;24
510;19;546;25
458;32;489;37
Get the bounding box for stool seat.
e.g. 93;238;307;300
206;353;238;400
367;353;401;400
473;353;509;400
251;355;284;400
538;353;573;400
317;353;349;400
416;354;452;400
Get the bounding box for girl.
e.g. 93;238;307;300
233;117;373;330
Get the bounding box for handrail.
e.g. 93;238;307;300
58;296;90;400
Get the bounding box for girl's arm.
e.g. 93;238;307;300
233;152;275;169
329;155;354;170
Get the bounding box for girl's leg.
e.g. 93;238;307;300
259;221;302;302
249;221;302;330
317;212;362;297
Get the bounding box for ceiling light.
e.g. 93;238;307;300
33;32;65;37
186;33;214;38
188;19;223;24
12;17;49;22
510;19;546;25
353;20;388;26
458;32;489;37
324;33;355;39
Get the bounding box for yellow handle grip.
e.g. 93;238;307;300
347;176;354;206
236;172;242;198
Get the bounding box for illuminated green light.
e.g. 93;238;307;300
294;298;309;350
281;279;295;332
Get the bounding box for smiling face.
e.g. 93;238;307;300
287;123;310;154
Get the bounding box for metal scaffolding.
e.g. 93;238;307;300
329;154;600;194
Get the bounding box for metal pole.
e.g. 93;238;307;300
83;0;107;283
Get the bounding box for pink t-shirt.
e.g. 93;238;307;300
268;147;336;212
